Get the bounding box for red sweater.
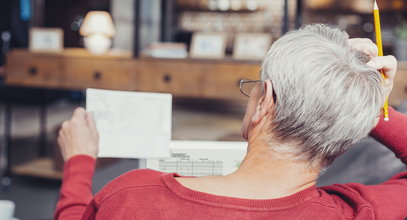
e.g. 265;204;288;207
55;107;407;220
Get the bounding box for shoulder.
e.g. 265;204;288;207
93;169;170;204
318;178;407;219
316;184;375;219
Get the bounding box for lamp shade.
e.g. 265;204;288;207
80;11;116;37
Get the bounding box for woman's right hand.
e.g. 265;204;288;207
348;38;398;99
366;55;398;99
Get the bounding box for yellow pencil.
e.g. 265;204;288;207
373;0;389;121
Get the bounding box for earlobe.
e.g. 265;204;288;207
251;105;262;124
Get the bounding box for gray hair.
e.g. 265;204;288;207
261;24;384;168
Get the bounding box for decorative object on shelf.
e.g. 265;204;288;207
245;0;258;11
218;0;230;11
177;0;266;11
306;0;372;13
190;32;227;59
350;0;373;13
306;0;405;11
230;0;243;11
29;28;63;52
207;0;218;10
80;11;116;55
143;43;188;59
233;33;271;60
395;22;407;60
305;0;335;10
1;31;11;68
392;0;405;10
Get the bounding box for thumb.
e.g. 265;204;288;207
72;107;87;124
366;56;397;81
86;112;98;133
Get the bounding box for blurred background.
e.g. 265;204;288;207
0;0;407;219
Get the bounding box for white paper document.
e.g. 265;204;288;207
86;88;172;158
147;140;247;176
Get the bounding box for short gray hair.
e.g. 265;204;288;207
261;24;384;168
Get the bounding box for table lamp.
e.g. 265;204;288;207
80;11;115;55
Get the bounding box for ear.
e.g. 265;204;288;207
251;80;275;124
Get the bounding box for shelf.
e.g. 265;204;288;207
9;48;133;60
12;158;63;180
11;157;120;180
139;56;262;65
175;7;265;13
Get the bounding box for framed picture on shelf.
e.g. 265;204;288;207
233;33;271;60
29;28;64;52
190;32;227;59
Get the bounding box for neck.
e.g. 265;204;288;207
228;137;319;198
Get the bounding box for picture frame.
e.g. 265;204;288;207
190;32;226;59
29;28;64;52
233;33;272;60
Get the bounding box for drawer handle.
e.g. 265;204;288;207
405;85;407;94
29;67;38;76
93;71;102;80
163;73;171;83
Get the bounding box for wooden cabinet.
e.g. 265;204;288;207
5;50;260;101
6;53;63;88
6;49;135;91
5;49;407;105
137;59;206;97
137;58;260;100
62;58;135;90
203;62;259;100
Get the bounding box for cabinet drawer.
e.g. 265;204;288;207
138;61;205;97
62;58;134;90
6;55;63;88
204;63;259;100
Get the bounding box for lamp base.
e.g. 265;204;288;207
84;34;112;55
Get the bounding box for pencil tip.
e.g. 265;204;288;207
374;0;378;9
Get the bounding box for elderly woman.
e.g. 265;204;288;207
55;24;407;219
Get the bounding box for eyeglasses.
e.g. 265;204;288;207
239;79;261;97
239;79;277;103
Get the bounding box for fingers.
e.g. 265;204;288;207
86;112;99;137
72;107;87;124
366;55;397;80
86;112;96;128
73;107;86;116
58;122;69;161
348;38;378;59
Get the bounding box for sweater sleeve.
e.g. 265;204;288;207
54;155;96;220
370;106;407;164
340;107;407;219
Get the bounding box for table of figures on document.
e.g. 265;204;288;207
158;157;224;176
147;141;247;176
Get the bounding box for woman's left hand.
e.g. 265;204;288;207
58;107;99;161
